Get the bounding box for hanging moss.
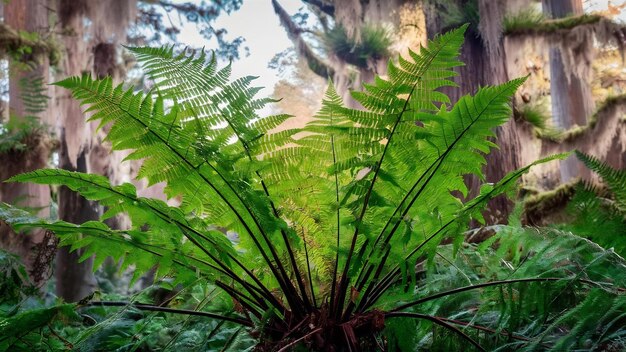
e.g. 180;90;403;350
504;13;603;35
324;24;392;68
272;0;334;79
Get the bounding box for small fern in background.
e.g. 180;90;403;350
1;26;625;351
0;74;50;153
548;151;626;257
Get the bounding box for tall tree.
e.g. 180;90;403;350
53;0;138;302
0;0;56;286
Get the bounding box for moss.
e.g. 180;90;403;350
503;7;545;34
0;23;61;67
324;24;392;68
523;180;580;225
515;102;550;130
436;0;480;36
504;13;603;36
539;94;626;143
0;116;48;154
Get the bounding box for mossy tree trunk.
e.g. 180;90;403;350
54;0;99;302
0;0;55;286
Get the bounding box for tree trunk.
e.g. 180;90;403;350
423;0;532;224
56;143;99;301
542;0;595;182
0;0;54;286
53;0;136;302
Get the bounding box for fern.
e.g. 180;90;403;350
576;151;626;212
1;26;624;350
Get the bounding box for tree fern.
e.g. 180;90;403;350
1;26;624;350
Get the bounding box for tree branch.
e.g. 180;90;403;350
272;0;335;79
302;0;335;16
84;301;253;326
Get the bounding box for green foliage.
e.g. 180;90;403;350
0;249;36;307
399;227;626;351
516;102;550;131
0;304;80;350
1;25;625;351
436;0;480;35
19;74;50;116
544;152;626;257
0;116;44;153
576;151;626;212
324;24;392;68
503;7;546;34
504;12;603;35
556;184;626;257
0;249;79;351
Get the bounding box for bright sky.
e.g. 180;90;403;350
178;0;302;92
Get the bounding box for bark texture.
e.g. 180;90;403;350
542;0;595;182
52;0;136;301
0;0;55;286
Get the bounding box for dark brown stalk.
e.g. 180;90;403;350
334;84;416;320
385;312;485;351
356;86;515;306
85;301;253;326
390;277;564;313
215;281;264;319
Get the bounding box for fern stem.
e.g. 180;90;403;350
436;317;538;344
335;84;416;320
93;91;296;314
203;160;306;314
84;301;253;326
389;277;564;313
364;160;543;310
201;94;311;311
329;133;342;315
361;218;456;310
358;88;512;298
215;281;264;319
385;312;485;351
302;229;317;308
258;174;313;311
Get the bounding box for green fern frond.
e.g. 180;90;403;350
576;150;626;212
19;74;50;116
